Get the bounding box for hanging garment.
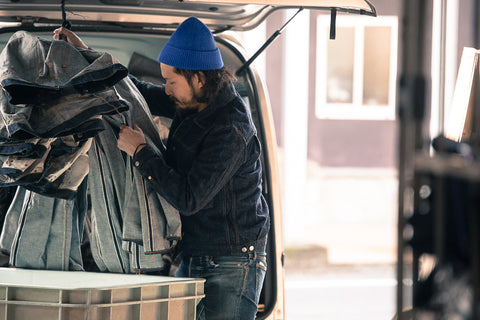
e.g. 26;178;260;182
0;31;181;273
0;30;127;105
0;183;87;271
0;30;129;197
87;77;180;274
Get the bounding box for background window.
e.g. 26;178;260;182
327;27;355;104
316;15;398;120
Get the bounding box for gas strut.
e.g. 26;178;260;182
235;7;303;76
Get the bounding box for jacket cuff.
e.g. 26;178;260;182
132;145;154;171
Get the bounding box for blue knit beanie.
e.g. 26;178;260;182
158;17;224;70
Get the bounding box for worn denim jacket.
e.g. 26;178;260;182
0;30;128;197
130;77;270;257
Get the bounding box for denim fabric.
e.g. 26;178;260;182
0;31;128;105
131;78;270;258
25;90;127;138
0;31;129;197
0;139;48;157
122;240;171;273
0;138;53;184
0;93;34;142
43;137;91;183
25;151;90;199
0;88;127;141
115;77;180;253
88;116;178;274
0;32;179;272
0;182;87;271
87;77;181;274
0;186;25;255
0;137;91;199
176;252;267;320
0;31;128;141
117;75;166;152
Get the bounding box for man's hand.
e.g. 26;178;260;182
118;124;147;157
53;27;89;50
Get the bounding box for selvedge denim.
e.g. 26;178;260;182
131;77;270;258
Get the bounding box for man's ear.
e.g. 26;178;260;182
196;71;206;88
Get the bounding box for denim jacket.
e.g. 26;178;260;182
0;30;129;197
131;77;270;257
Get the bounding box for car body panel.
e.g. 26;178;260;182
0;1;377;319
0;0;375;31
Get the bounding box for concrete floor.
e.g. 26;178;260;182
281;164;399;319
284;247;397;320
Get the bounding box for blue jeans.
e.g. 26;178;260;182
176;252;267;320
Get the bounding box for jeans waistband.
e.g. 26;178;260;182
182;237;268;259
184;250;266;264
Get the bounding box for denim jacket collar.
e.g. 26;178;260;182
190;82;237;128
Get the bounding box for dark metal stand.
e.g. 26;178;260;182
397;1;480;319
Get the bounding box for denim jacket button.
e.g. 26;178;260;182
249;245;254;252
134;161;140;167
148;176;152;180
241;247;247;253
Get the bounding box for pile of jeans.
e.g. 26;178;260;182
0;30;129;198
0;31;180;273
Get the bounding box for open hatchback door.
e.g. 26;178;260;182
0;1;376;319
0;1;376;31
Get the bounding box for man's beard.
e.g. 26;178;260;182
170;90;205;113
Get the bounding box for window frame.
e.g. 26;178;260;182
315;15;398;120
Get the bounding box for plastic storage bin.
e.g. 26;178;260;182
0;267;204;320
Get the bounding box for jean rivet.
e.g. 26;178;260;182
241;247;247;253
249;246;254;251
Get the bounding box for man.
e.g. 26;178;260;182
54;16;270;320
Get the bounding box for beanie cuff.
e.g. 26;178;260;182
158;44;224;70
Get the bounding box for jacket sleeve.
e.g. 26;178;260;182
132;125;247;216
128;74;176;118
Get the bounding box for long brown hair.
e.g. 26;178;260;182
174;67;236;105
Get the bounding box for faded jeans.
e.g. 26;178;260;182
176;252;267;320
